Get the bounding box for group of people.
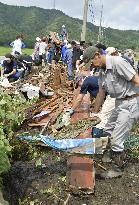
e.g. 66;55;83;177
32;36;84;81
1;28;139;178
32;25;68;66
0;24;69;82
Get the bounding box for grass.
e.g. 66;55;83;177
0;46;33;56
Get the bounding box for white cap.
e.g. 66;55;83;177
62;25;65;28
76;41;80;45
67;44;72;49
36;37;41;42
105;47;116;56
64;39;68;44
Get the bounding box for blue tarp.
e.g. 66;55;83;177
19;135;102;154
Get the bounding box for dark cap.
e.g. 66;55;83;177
5;53;12;59
4;53;13;61
83;46;99;68
95;43;106;50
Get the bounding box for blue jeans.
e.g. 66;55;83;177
67;62;73;80
47;52;54;64
9;72;21;81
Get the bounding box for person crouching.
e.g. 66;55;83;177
1;53;21;82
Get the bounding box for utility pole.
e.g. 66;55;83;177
53;0;56;9
81;0;89;42
98;4;103;42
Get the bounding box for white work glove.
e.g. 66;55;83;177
90;112;99;118
3;74;9;78
66;108;75;116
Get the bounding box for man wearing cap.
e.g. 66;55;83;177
71;41;83;69
82;46;139;172
32;37;42;65
61;40;68;64
67;73;99;115
1;53;20;81
105;47;119;56
61;25;68;41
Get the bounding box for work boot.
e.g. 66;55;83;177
100;150;127;179
110;150;127;168
100;166;123;179
102;149;112;163
102;150;127;167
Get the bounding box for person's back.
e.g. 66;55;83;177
39;41;47;55
3;59;16;74
2;53;21;81
73;47;83;67
63;47;73;64
12;38;22;55
61;25;68;40
80;76;99;98
11;35;25;55
63;44;73;80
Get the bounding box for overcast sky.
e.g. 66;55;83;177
1;0;139;30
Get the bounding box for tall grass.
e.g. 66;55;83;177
0;47;33;56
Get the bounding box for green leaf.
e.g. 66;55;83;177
0;99;6;105
35;158;42;167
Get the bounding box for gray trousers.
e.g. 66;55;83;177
104;96;139;152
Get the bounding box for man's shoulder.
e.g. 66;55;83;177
11;60;17;66
107;56;125;69
113;56;126;64
84;76;98;85
85;76;98;81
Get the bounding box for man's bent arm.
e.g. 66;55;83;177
132;74;139;87
6;68;16;77
72;93;85;110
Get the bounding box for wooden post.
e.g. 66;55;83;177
81;0;89;42
53;67;61;89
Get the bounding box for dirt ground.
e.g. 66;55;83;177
2;146;139;205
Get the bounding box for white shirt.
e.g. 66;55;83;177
39;42;47;55
12;39;22;54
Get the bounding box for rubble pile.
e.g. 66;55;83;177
0;63;99;142
1;63;139;150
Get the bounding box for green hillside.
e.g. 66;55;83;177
0;2;139;49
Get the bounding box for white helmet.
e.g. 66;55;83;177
67;44;72;49
36;37;41;42
106;47;116;56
